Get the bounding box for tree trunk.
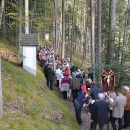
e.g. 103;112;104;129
107;0;116;64
117;16;122;61
0;0;5;28
91;0;95;76
53;0;58;53
44;0;46;40
97;0;102;85
19;0;23;52
73;22;75;54
70;0;76;63
68;14;70;55
25;0;29;34
30;0;36;33
3;4;5;40
97;0;102;63
61;0;65;59
121;0;130;62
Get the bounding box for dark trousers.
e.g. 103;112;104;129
74;101;82;125
111;117;122;130
89;103;93;113
93;122;104;130
57;80;59;87
109;110;112;121
50;80;54;90
46;79;49;86
123;110;130;128
72;89;79;101
79;85;82;94
63;91;67;99
42;59;46;67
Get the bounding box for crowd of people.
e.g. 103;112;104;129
37;46;130;130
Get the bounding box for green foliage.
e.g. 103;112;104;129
50;124;56;130
16;76;29;88
24;105;42;116
50;124;68;130
61;125;68;130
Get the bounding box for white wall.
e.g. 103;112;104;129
23;46;36;76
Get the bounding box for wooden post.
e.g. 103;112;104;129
0;55;3;118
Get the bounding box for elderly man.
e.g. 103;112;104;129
91;93;110;130
107;89;126;130
122;86;130;129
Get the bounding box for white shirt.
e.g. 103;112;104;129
56;69;62;80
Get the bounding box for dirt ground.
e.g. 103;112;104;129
54;86;130;130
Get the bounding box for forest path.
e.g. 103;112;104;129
54;85;115;130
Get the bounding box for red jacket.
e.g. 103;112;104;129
65;68;70;75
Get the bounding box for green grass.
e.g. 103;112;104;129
0;58;81;130
0;39;19;54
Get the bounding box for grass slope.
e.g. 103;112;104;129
0;59;81;130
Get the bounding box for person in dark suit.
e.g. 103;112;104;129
47;66;55;90
91;93;110;130
44;64;49;86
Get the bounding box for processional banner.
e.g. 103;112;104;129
101;68;115;92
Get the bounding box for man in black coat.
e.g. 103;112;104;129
91;93;110;130
47;66;55;90
44;64;49;86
